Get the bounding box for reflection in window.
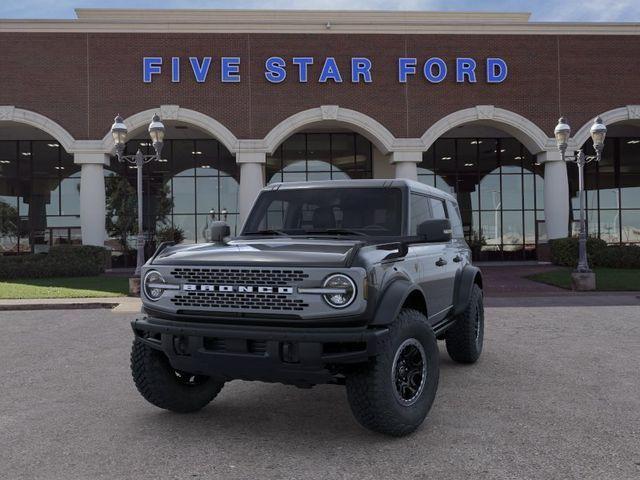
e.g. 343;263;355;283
410;194;431;235
106;139;239;258
570;137;640;244
418;138;543;260
267;133;373;183
0;140;80;253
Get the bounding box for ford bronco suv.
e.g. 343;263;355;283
131;179;484;436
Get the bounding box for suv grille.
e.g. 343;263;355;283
171;291;309;311
170;267;309;286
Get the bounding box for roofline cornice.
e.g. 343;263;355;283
0;9;639;35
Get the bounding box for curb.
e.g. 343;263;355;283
0;302;120;311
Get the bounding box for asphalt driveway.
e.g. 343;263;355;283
0;306;639;480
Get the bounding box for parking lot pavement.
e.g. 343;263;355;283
1;307;639;480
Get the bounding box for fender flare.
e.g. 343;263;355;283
370;278;426;326
452;265;483;316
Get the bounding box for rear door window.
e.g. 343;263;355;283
429;198;447;220
410;193;432;235
446;200;464;238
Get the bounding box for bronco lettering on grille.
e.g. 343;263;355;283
182;284;294;294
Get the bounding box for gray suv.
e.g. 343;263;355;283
131;179;484;436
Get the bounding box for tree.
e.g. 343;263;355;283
0;201;19;238
105;175;173;252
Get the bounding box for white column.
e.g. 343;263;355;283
391;151;422;181
539;151;569;239
75;152;109;246
237;151;266;228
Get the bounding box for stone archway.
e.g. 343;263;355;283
100;105;240;155
0;107;81;251
571;105;640;149
420;105;552;155
0;106;76;153
419;106;571;241
262;105;396;155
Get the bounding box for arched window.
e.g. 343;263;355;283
106;138;239;259
267;133;373;183
418;137;543;261
0;139;80;254
571;136;640;244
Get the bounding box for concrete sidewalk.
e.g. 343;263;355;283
0;296;141;312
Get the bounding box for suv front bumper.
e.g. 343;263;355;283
132;316;389;386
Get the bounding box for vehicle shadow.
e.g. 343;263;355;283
127;348;488;445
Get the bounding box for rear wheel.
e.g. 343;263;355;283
131;340;225;413
445;283;484;364
346;308;439;437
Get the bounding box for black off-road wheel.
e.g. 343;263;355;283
345;309;440;437
131;340;225;413
445;284;484;364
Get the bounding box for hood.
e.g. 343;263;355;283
151;237;363;267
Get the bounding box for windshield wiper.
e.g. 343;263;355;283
303;228;368;237
243;229;288;236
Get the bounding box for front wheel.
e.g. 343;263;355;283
346;309;440;437
131;340;225;413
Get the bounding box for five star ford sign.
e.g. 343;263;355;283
142;56;508;84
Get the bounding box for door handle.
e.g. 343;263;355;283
435;257;448;267
453;255;462;263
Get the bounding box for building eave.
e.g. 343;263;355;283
0;9;639;35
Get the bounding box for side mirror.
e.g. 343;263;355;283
205;222;231;243
417;219;452;243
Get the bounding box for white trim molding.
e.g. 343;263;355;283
0;106;76;153
571;105;640;149
263;106;396;155
100;105;240;154
421;106;553;154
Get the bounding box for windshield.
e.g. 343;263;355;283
242;187;404;237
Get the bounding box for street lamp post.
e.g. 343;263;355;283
554;116;607;288
110;113;166;277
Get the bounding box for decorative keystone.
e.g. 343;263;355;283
476;105;495;120
0;106;15;121
160;105;180;120
321;105;339;120
627;105;640;120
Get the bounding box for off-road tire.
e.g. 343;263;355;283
131;340;224;413
445;284;484;364
345;308;439;437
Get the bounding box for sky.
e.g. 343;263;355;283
0;0;639;22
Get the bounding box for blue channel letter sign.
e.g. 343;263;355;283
142;56;508;84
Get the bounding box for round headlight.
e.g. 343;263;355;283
322;274;356;308
143;270;165;301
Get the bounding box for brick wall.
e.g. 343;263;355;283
1;32;638;142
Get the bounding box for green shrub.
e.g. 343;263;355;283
550;237;640;269
592;245;640;269
0;245;109;280
550;237;607;267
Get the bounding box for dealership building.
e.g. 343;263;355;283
1;9;639;262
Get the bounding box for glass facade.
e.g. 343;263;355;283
570;137;640;244
106;138;239;259
4;129;638;262
266;133;373;183
0;140;81;254
418;138;544;260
